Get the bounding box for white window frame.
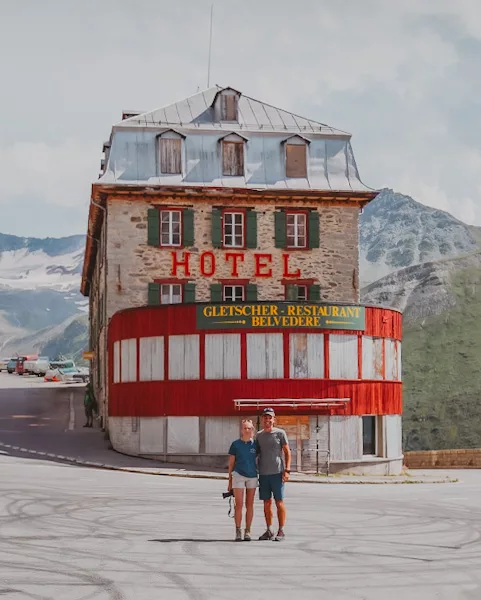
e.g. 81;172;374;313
223;285;245;303
223;212;244;248
160;283;182;305
286;212;307;248
160;210;182;247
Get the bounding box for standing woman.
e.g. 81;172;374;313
227;419;258;541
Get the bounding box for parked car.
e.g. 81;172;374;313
16;355;38;375
44;360;76;382
0;358;12;372
30;357;50;377
7;359;18;374
59;367;90;384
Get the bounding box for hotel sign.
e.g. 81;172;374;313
196;303;365;331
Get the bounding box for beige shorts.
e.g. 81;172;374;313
232;472;258;489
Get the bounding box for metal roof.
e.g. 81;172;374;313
114;85;350;136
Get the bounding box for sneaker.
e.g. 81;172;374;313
235;528;242;542
275;530;285;542
258;529;274;541
244;530;251;542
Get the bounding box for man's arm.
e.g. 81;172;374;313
282;443;291;482
227;455;235;491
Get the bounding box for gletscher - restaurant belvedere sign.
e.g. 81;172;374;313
196;303;365;331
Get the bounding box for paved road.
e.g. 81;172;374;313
1;373;481;599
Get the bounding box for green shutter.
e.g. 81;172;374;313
184;282;196;303
308;210;320;249
210;283;222;302
147;209;160;246
183;209;194;247
309;284;321;302
148;282;160;306
246;210;257;249
286;285;298;301
274;211;286;248
212;208;222;248
245;284;258;302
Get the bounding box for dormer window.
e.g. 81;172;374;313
158;130;185;175
220;133;247;176
221;94;238;121
283;135;310;178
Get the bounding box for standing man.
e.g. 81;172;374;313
256;407;291;541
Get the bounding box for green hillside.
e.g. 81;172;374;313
403;267;481;450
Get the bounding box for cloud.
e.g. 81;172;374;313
0;0;480;236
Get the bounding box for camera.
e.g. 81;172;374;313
222;490;234;499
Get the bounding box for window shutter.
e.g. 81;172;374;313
210;283;222;302
309;284;321;302
148;282;160;306
183;209;194;247
245;284;258;302
212;208;222;248
246;210;257;249
308;210;320;249
286;144;307;178
286;285;298;301
274;211;286;249
222;142;244;176
160;138;182;174
147;209;160;246
184;283;196;303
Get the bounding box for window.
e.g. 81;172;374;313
221;94;238;121
362;416;376;455
160;210;182;247
286;212;307;248
223;212;244;248
161;284;182;304
222;141;244;176
286;144;307;178
223;285;245;302
160;137;182;174
285;285;308;301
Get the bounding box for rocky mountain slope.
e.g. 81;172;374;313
360;189;481;285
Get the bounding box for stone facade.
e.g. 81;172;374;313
104;195;360;319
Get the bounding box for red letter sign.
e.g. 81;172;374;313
225;252;245;277
200;251;216;276
171;251;191;276
254;253;273;278
282;253;301;278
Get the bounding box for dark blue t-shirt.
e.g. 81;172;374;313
228;439;258;478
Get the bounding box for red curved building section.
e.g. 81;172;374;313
108;304;402;418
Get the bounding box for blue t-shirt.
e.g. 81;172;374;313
228;439;258;478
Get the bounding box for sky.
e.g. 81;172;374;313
0;0;480;238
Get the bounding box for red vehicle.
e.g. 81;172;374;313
16;355;38;376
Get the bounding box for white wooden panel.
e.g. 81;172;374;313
307;334;324;378
385;415;402;458
169;335;199;380
362;336;383;380
167;417;200;453
205;334;224;379
113;341;120;383
183;335;200;380
121;338;137;382
168;336;185;380
223;334;241;379
385;339;398;381
265;334;283;378
329;335;358;379
290;334;308;378
205;417;241;453
247;334;266;378
140;417;166;454
139;336;164;381
397;342;402;381
247;334;283;379
329;416;363;460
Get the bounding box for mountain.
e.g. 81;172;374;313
0;233;87;358
360;189;481;285
362;252;481;451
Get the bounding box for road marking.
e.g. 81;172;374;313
68;392;75;431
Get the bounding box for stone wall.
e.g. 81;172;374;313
105;195;360;318
404;449;481;469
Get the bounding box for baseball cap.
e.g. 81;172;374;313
262;407;275;416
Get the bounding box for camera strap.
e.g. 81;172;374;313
228;496;235;518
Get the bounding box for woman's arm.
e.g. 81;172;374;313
227;455;235;491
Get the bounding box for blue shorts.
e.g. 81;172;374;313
259;473;284;501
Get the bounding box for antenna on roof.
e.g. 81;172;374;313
207;4;214;87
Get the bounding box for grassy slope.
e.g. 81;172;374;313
403;267;481;450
